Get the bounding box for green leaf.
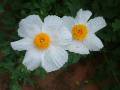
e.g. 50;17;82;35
10;81;21;90
68;52;81;64
34;67;47;79
112;19;120;31
0;4;4;13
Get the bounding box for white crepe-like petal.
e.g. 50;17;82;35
11;38;33;51
42;46;68;72
43;15;64;38
62;16;74;30
44;15;63;28
83;34;103;51
87;17;107;33
67;41;89;54
47;26;72;46
54;27;72;46
23;49;44;71
18;15;43;38
75;9;92;24
43;18;72;47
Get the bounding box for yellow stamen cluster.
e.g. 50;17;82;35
72;24;89;41
34;33;51;49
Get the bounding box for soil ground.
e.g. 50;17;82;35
0;55;106;90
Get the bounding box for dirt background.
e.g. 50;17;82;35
0;55;111;90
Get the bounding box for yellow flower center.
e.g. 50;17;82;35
72;24;89;41
34;33;51;49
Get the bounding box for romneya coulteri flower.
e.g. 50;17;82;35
62;9;107;54
11;15;72;72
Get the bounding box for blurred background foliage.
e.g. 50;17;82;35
0;0;120;90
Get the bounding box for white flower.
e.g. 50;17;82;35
62;9;107;54
11;15;72;72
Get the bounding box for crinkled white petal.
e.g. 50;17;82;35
42;46;68;72
75;9;92;24
43;22;72;47
11;38;33;51
18;15;43;38
67;41;89;54
51;27;72;46
23;49;44;71
62;16;74;30
83;34;104;51
87;17;107;33
55;27;72;46
44;15;63;29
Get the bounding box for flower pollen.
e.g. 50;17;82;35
72;24;88;41
34;33;51;49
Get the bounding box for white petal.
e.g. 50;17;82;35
87;17;107;33
83;34;104;51
18;15;43;38
42;46;68;72
44;15;63;29
67;41;89;54
75;9;92;24
11;38;33;51
43;22;72;47
23;49;44;71
43;15;64;39
52;27;72;46
62;16;74;30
